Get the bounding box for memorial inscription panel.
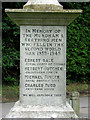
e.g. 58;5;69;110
20;26;66;106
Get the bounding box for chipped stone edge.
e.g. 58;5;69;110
6;101;78;118
5;9;83;13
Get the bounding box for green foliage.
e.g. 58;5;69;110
64;2;89;83
2;2;24;85
2;2;89;85
4;76;19;86
3;47;19;67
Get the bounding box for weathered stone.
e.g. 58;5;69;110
5;0;82;118
70;92;80;117
5;9;82;26
23;0;63;11
6;101;78;118
20;26;66;106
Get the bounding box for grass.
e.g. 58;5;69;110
66;83;88;92
2;85;19;102
2;83;88;102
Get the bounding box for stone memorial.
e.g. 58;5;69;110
5;0;82;118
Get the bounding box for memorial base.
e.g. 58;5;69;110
6;101;78;118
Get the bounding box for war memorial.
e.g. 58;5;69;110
5;0;82;118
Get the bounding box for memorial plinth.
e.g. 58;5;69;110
5;0;82;118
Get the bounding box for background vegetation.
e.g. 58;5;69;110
2;2;89;85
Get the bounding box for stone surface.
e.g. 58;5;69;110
20;26;66;106
5;0;82;118
5;0;82;26
24;0;62;6
5;25;78;118
6;101;77;118
23;0;63;11
1;97;89;118
5;9;82;26
70;92;80;117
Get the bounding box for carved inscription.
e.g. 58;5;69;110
20;26;66;105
